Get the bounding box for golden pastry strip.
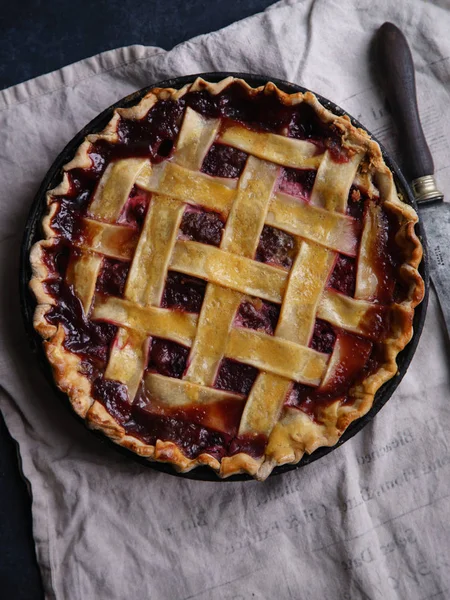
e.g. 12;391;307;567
92;296;198;347
125;194;185;306
66;251;102;314
89;158;148;220
268;192;358;256
221;156;279;257
310;151;362;213
175;107;221;170
355;202;384;300
238;375;292;437
77;219;139;260
276;241;336;343
170;240;287;303
137;161;236;215
219;125;323;169
184;286;243;386
105;329;149;401
317;289;382;336
227;328;328;385
143;372;242;407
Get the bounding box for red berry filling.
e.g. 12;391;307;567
148;338;189;379
201;143;248;178
50;170;103;240
180;209;224;246
119;186;149;228
328;255;357;297
185;82;295;132
288;103;330;141
92;376;266;460
96;259;130;298
117;99;184;162
278;168;316;199
128;409;233;459
288;104;349;162
69;168;99;197
310;319;336;354
46;283;117;363
123;403;266;460
256;225;296;268
161;271;206;313
51;200;82;240
235;300;280;335
372;210;400;305
285;383;342;422
42;241;71;279
286;331;375;421
215;358;258;395
92;377;131;421
347;186;366;220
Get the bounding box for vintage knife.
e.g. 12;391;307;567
375;22;450;335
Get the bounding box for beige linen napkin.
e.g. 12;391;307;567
1;1;450;598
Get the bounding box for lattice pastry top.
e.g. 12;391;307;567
30;77;424;480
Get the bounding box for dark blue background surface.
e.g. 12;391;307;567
0;1;275;597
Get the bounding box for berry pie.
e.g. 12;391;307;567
29;77;424;479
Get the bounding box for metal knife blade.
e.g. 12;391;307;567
375;22;450;338
417;202;450;332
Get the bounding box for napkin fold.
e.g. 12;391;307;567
1;1;450;598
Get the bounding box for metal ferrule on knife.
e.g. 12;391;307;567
411;175;444;204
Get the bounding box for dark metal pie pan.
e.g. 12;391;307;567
19;72;429;482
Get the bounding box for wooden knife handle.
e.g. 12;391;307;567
375;22;434;179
